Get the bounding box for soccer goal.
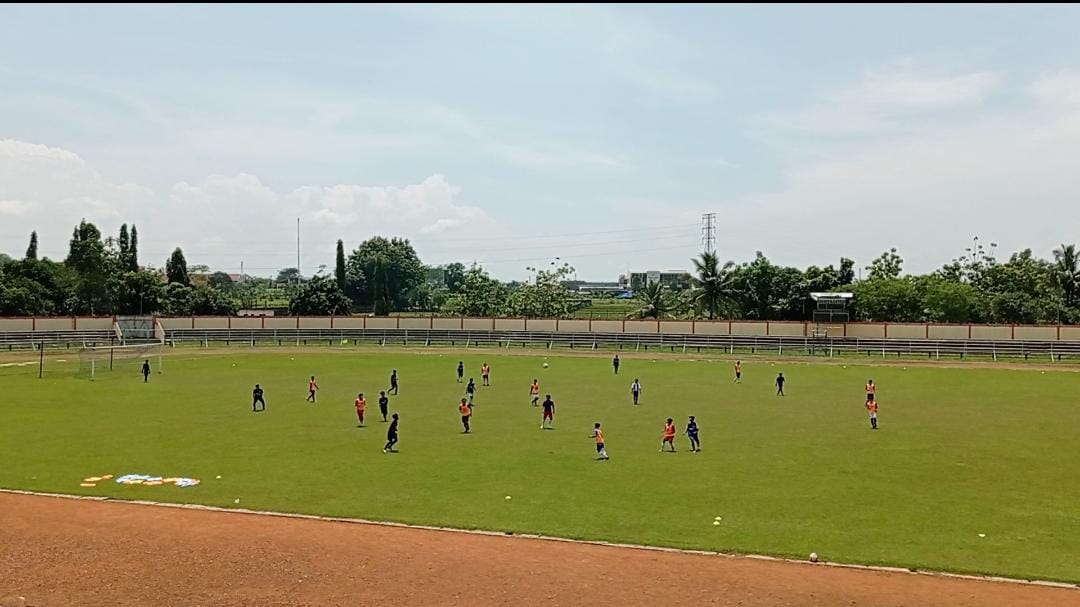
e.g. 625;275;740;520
78;342;163;380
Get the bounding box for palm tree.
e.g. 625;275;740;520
1053;243;1079;308
634;281;670;319
691;251;736;319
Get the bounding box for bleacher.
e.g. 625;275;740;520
159;327;1080;362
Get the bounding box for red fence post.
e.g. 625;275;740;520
296;316;300;329
397;315;401;329
228;316;232;329
925;323;929;339
261;316;265;329
1058;325;1062;340
32;317;36;331
883;322;888;338
556;318;560;331
588;317;592;332
622;318;626;332
766;321;770;336
460;317;464;330
191;316;195;329
493;317;497;331
968;323;972;339
430;315;434;329
72;316;77;330
691;319;696;334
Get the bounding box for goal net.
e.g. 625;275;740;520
78;343;163;380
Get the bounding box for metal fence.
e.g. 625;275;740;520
158;328;1080;362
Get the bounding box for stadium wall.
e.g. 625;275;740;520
3;316;1080;342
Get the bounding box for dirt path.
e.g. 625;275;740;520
1;493;1076;607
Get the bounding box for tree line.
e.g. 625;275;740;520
2;220;1078;324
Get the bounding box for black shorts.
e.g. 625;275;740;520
688;432;699;441
387;434;397;441
866;393;875;401
461;415;470;423
595;443;605;453
736;372;741;378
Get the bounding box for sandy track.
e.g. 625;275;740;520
1;493;1077;607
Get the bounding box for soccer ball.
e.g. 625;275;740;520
809;552;819;563
543;362;549;368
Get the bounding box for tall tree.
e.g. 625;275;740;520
118;224;130;263
335;239;347;291
1053;243;1079;309
25;231;38;260
127;224;140;271
166;247;190;285
345;237;425;314
867;248;904;280
288;275;352;315
690;251;736;319
65;220;109;313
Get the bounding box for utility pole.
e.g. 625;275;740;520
701;212;717;253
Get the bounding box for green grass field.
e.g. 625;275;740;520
2;348;1078;583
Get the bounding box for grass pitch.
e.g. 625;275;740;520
1;348;1078;583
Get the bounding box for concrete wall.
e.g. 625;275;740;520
230;317;262;330
0;318;34;331
694;321;730;335
525;319;557;332
847;324;886;338
884;323;923;339
298;317;331;329
462;318;493;331
928;325;969;340
659;321;695;334
557;319;589;333
399;317;431;330
5;316;1080;342
731;321;768;336
768;322;806;337
624;320;659;333
1014;326;1058;341
590;320;623;333
970;325;1012;340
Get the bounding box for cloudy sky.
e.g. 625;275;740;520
2;4;1079;280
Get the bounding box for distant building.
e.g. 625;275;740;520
564;280;624;294
628;270;692;292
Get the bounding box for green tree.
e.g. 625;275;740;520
1052;243;1079;309
190;285;238;315
25;231;38;260
866;248;904;280
111;270;165;315
288;275;352;315
505;264;577;318
65;220;109;314
441;265;509;317
335;239;347;291
443;262;467;293
916;276;984;323
208;272;235;291
127;224;140;271
166;248;190;285
345;237;425;314
634;281;671;319
276;267;302;286
118;224;130;265
690;251;736;319
850;278;922;321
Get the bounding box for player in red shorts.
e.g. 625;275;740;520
659;418;677;453
540;394;555;429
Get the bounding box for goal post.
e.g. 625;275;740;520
78;343;163;380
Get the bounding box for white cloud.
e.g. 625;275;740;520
1030;69;1080;106
0;139;499;274
720;83;1080;273
835;67;1000;108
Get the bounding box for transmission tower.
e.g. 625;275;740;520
701;213;717;253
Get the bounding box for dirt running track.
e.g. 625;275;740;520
1;493;1077;607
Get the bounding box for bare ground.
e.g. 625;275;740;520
1;492;1077;607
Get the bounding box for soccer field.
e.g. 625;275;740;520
2;348;1078;583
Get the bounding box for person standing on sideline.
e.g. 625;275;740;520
866;398;879;430
630;379;643;405
307;376;319;403
252;384;266;412
383;413;399;453
459;398;473;433
612;354;620;375
481;363;491;386
540;394;555;429
355;393;367;427
457;361;464;383
733;360;742;383
390;370;399;395
378;391;390;422
590;422;609;460
141;359;151;383
686;416;700;452
775;373;785;396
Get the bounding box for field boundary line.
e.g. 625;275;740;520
3;487;1077;592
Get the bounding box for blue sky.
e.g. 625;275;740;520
2;4;1079;280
